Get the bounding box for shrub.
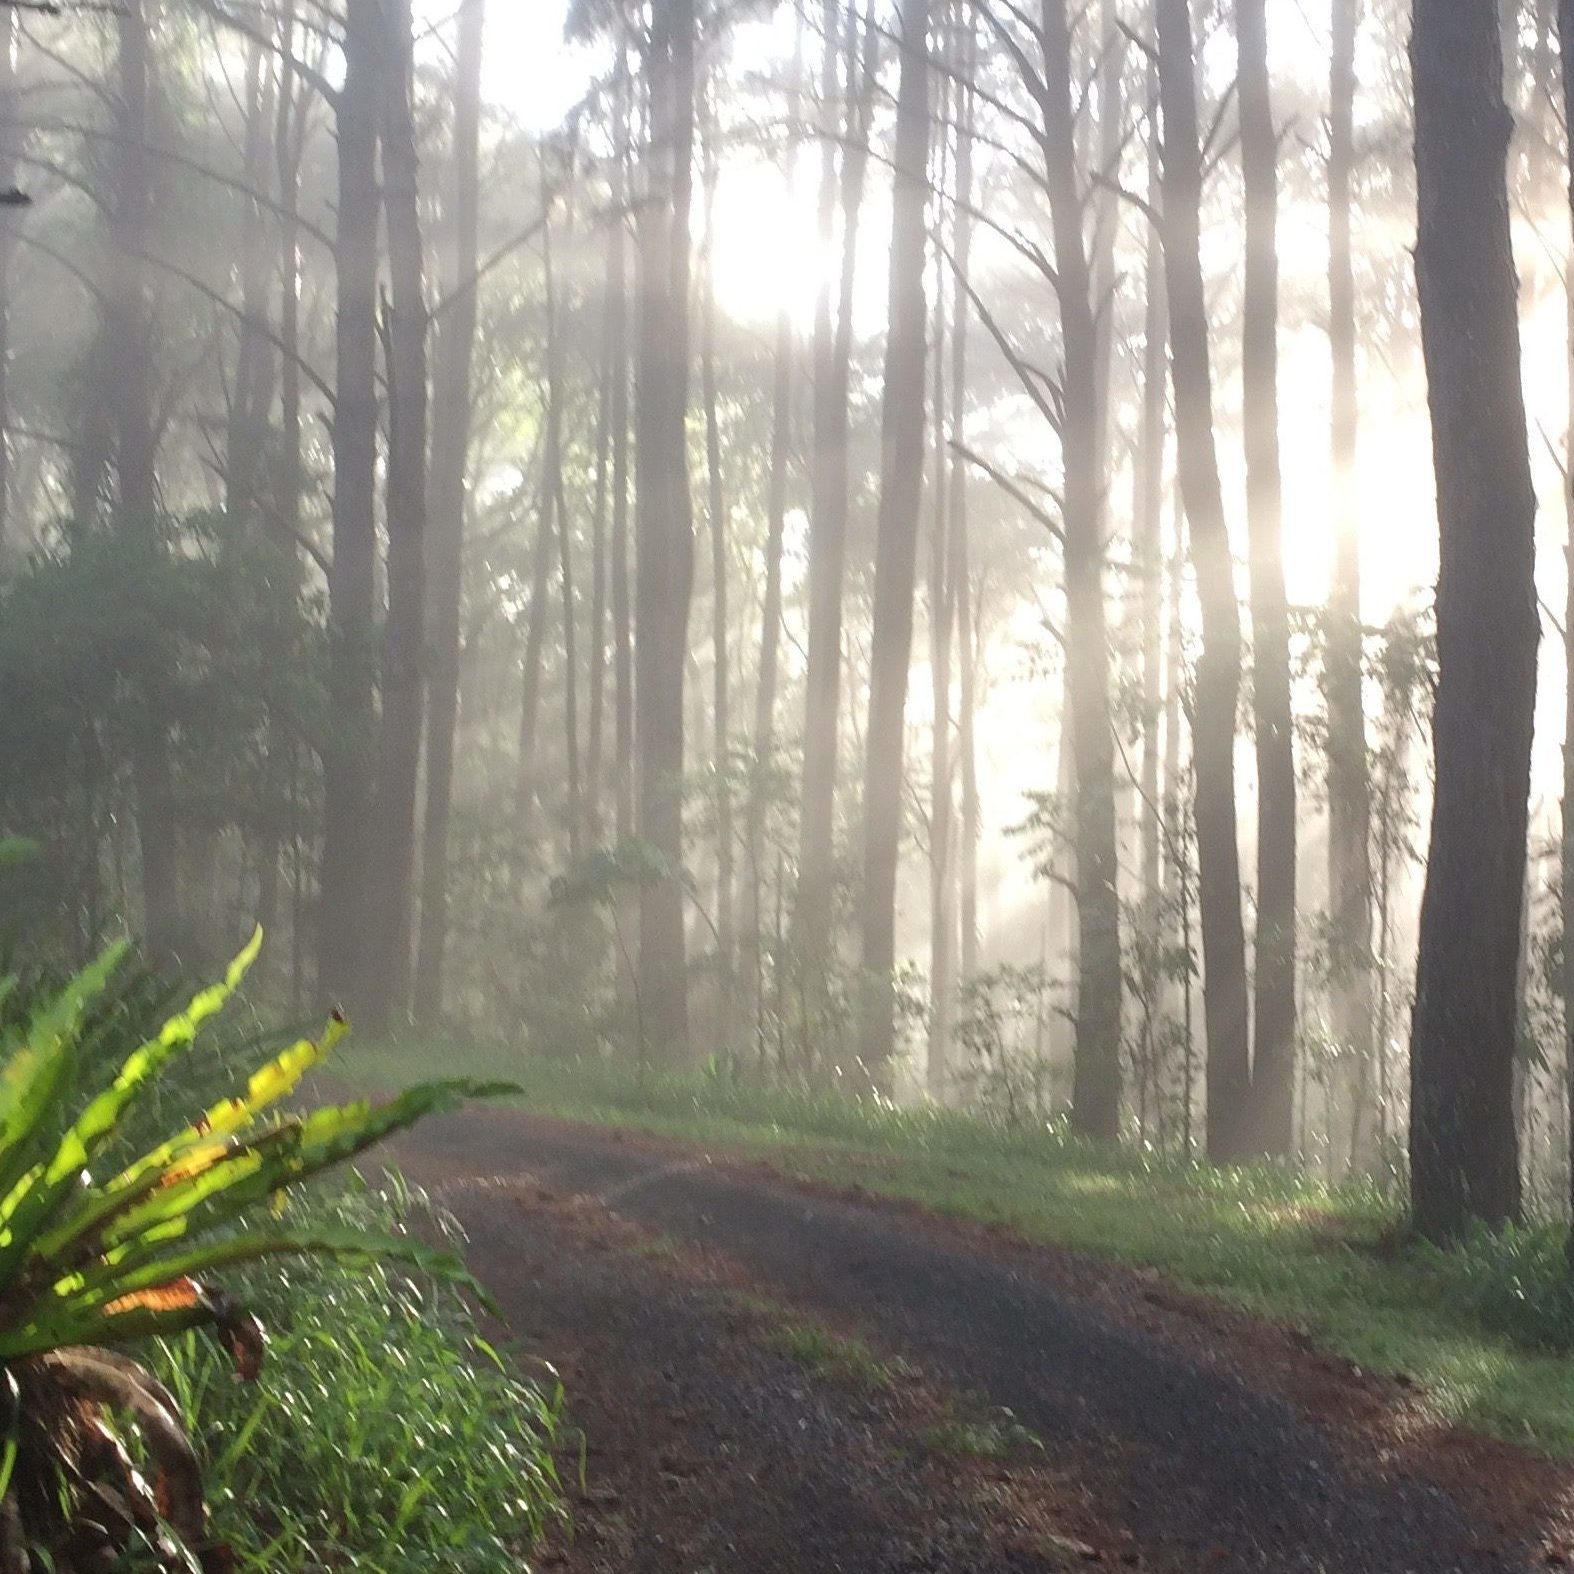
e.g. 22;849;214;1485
0;929;511;1571
154;1178;563;1571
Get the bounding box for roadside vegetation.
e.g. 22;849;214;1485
0;940;561;1570
154;1179;562;1573
353;1039;1574;1454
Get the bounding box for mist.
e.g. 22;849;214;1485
0;0;1565;1223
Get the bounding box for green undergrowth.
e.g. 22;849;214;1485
347;1042;1574;1456
153;1175;564;1571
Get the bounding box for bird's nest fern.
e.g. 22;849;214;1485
0;929;510;1572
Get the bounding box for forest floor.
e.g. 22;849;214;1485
386;1105;1574;1573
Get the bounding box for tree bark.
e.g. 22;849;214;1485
611;58;635;850
1155;0;1252;1164
701;107;735;1052
857;0;934;1080
744;26;802;1042
1039;0;1123;1141
1561;0;1574;1256
1138;58;1168;916
1409;0;1538;1243
108;0;179;957
797;0;876;957
0;1;18;561
1327;0;1377;1168
928;13;974;1098
634;0;698;1063
414;0;484;1026
1238;0;1296;1155
319;0;382;1008
225;37;276;531
360;0;430;1027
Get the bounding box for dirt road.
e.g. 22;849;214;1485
391;1106;1569;1572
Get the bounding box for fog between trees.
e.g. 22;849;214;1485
0;0;1565;1241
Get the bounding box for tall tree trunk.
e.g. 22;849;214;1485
365;0;429;1027
611;60;635;850
857;0;934;1080
1238;0;1296;1155
585;250;612;848
1562;0;1574;1255
518;260;562;839
549;195;584;863
929;14;974;1098
1039;0;1123;1141
701;112;734;1053
1409;0;1538;1243
109;0;179;956
319;0;382;1008
958;543;980;985
634;0;698;1063
1155;0;1252;1164
1138;59;1168;916
415;0;484;1026
274;2;307;557
0;1;18;561
1327;0;1377;1164
226;37;276;530
797;0;876;953
746;18;804;1038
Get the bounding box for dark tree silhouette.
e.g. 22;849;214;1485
1408;0;1538;1243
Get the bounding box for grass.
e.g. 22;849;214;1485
152;1175;564;1572
764;1319;914;1394
918;1406;1045;1462
344;1040;1574;1457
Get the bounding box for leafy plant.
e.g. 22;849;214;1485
154;1179;563;1572
0;929;511;1572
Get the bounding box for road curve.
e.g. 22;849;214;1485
390;1105;1550;1573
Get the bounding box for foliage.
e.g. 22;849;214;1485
153;1178;563;1572
0;931;512;1570
0;518;320;965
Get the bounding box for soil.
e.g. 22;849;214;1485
387;1106;1574;1572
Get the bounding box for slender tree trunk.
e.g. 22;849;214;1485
0;1;18;561
745;19;804;1039
109;0;179;957
634;0;698;1063
1409;0;1538;1242
797;0;876;950
226;38;275;530
518;263;562;838
586;250;612;848
414;0;484;1025
857;0;934;1080
611;61;635;850
1238;0;1296;1155
550;195;584;863
928;16;974;1098
1327;0;1377;1167
363;0;430;1026
1138;60;1168;915
1038;0;1124;1140
958;548;980;985
701;111;735;1053
320;0;382;1007
274;5;307;558
1156;0;1252;1165
1562;0;1574;1254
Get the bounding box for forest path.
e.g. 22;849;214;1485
390;1106;1565;1572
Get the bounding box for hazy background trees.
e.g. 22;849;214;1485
1;0;1572;1240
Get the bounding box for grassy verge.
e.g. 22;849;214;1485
345;1040;1574;1456
153;1176;564;1572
